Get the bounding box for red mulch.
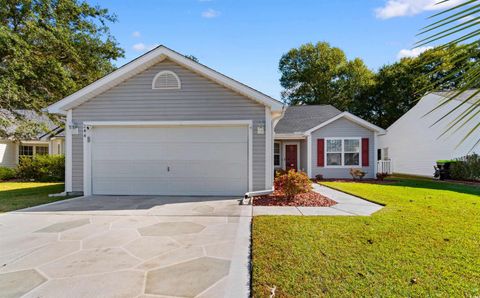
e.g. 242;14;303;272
253;190;337;207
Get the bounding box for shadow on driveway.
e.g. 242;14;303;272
16;195;249;217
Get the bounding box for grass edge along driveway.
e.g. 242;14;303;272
0;182;71;212
252;178;480;297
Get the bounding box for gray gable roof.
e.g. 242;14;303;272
275;105;342;134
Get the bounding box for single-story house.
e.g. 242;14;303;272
45;45;385;196
0;109;65;168
378;90;480;177
274;105;385;179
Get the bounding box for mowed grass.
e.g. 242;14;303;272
252;178;480;297
0;182;70;212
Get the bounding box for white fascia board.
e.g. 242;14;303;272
46;46;283;114
305;112;386;135
274;133;307;140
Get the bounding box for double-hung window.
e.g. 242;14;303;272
19;145;34;157
35;146;49;155
274;142;281;167
326;138;360;167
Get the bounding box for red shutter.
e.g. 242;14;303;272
317;139;325;167
362;138;369;167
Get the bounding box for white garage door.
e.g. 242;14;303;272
90;125;248;196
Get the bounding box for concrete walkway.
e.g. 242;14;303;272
0;195;252;298
253;184;383;216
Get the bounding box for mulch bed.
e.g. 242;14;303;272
253;190;337;207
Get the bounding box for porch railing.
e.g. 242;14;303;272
377;159;393;174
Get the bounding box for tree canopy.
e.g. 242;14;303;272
0;0;124;138
279;42;374;111
280;42;480;128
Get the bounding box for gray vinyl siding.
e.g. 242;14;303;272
300;139;308;172
71;59;266;193
311;118;375;179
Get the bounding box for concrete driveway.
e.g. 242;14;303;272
0;195;252;298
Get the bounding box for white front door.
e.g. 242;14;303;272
90;125;248;196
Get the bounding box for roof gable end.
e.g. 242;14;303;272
46;45;283;114
305;112;385;134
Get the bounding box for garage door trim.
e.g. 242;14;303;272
82;120;253;196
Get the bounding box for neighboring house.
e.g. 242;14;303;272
0;110;65;168
46;45;284;196
274;105;385;179
378;90;480;177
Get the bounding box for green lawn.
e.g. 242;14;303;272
0;182;71;212
252;178;480;297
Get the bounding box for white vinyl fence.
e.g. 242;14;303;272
377;159;393;174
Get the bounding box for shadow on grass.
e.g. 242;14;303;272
389;178;480;196
0;184;64;198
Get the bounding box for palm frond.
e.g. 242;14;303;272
417;0;480;149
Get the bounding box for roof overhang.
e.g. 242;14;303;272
274;133;307;140
305;112;386;135
45;45;283;115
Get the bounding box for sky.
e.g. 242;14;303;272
87;0;461;99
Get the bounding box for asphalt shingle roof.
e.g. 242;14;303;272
275;105;342;134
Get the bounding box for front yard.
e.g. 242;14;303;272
0;182;69;212
252;178;480;297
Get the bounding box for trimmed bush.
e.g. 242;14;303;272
16;155;65;182
274;169;312;199
450;154;480;181
0;167;16;180
376;172;389;181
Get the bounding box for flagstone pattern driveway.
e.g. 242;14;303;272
0;196;252;298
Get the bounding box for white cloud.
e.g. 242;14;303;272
397;46;433;59
375;0;462;19
132;43;146;51
132;31;141;38
132;43;158;52
201;8;220;18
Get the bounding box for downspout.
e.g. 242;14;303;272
242;105;286;204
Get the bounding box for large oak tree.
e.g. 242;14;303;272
279;41;374;111
0;0;124;138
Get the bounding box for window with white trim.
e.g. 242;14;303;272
152;70;181;89
35;146;49;155
19;145;33;156
326;138;360;166
274;142;281;167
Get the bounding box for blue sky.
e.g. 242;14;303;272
89;0;459;99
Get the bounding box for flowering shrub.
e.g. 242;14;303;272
274;169;312;200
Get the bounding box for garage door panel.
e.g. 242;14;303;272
92;160;246;178
92;142;246;161
90;125;248;196
93;126;247;143
93;177;246;196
